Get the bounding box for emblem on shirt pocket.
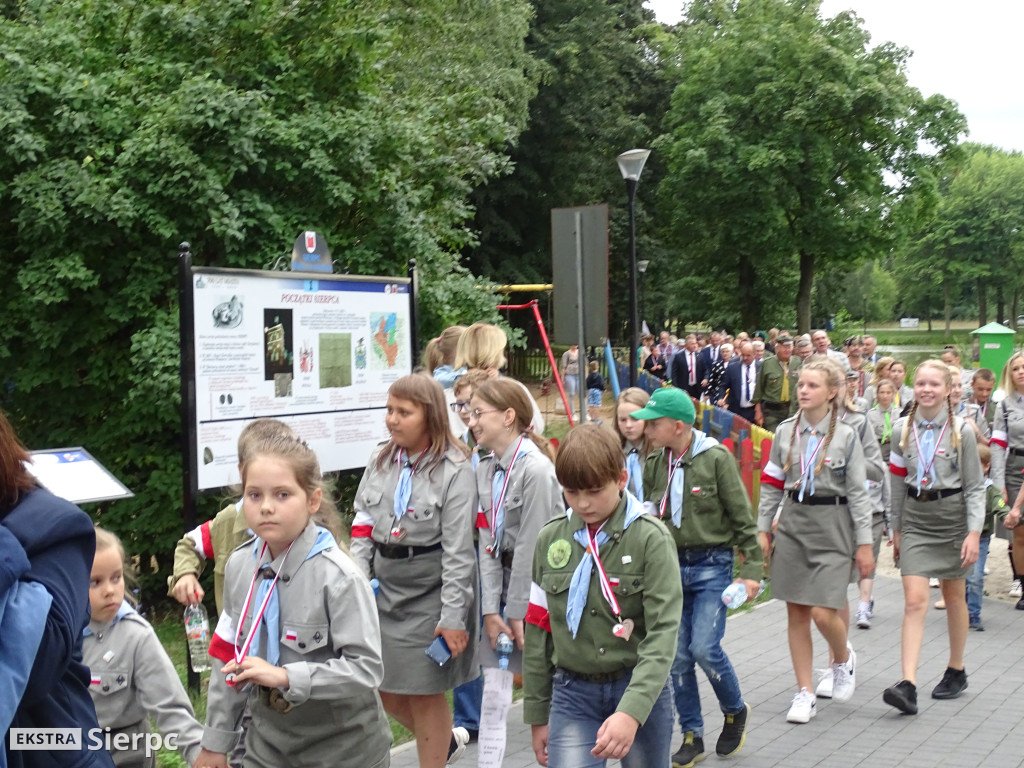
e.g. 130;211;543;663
547;539;572;569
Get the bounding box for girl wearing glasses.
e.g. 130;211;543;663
350;373;480;767
469;378;563;745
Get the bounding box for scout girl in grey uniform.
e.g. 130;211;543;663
614;387;653;502
197;435;391;768
867;379;899;464
469;378;564;671
86;528;203;768
757;357;875;724
883;359;984;714
350;374;478;768
991;353;1024;597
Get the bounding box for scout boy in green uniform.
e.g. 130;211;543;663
636;388;762;768
753;332;801;432
524;425;681;768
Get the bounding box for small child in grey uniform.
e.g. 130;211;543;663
196;434;391;768
85;527;203;767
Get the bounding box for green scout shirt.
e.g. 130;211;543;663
168;500;252;614
984;482;1008;537
752;354;801;408
523;495;682;727
641;441;764;581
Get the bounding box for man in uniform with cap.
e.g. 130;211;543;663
752;333;801;432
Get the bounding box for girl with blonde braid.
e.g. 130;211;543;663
614;387;654;501
757;358;875;724
883;360;984;714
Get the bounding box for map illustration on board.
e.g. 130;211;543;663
370;312;402;368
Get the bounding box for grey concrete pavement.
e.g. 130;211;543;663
390;573;1024;767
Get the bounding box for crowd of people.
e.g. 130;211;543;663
5;320;1022;768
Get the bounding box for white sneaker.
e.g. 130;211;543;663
984;566;991;575
1010;581;1022;598
446;727;470;765
814;668;833;698
929;578;940;588
832;647;857;703
856;607;871;629
787;688;817;723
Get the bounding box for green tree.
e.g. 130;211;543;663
656;0;965;332
0;0;532;592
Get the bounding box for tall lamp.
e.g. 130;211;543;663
617;148;651;386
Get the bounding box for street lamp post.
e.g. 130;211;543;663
637;259;649;341
617;148;651;387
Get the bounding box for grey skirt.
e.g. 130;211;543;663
900;492;970;579
996;454;1024;541
772;497;855;609
373;547;479;694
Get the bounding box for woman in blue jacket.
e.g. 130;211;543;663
1;410;114;768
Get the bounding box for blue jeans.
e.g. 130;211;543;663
453;675;483;731
547;670;673;768
672;547;745;737
966;534;991;622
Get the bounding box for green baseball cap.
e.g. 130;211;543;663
630;387;696;424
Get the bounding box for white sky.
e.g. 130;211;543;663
644;0;1024;153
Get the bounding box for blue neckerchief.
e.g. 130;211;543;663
625;448;644;501
668;432;718;527
799;430;820;502
433;365;467;388
917;421;936;490
565;492;646;638
83;599;135;637
393;452;417;523
248;526;334;665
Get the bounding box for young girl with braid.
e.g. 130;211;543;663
757;358;875;724
882;360;984;715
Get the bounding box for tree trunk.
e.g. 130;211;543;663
978;278;987;327
796;249;814;334
737;251;758;332
997;283;1006;326
1013;287;1020;330
943;277;952;335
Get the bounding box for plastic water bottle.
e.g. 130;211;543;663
721;580;765;610
184;604;211;673
369;578;380;596
495;632;514;670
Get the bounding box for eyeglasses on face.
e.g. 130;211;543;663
449;400;471;413
467;408;500;421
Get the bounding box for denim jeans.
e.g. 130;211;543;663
453;675;483;731
547;670;673;768
672;547;745;737
966;534;991;622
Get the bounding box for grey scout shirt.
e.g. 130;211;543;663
888;414;985;534
84;603;203;766
757;413;875;546
351;443;477;631
476;438;565;620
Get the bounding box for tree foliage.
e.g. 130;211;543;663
656;0;965;332
0;0;533;592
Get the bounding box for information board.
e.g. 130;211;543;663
27;448;134;505
190;267;412;490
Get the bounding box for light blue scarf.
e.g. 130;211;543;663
667;432;718;527
248;526;334;665
565;492;646;638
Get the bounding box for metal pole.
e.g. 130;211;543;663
574;211;587;423
627;178;639;387
408;259;419;363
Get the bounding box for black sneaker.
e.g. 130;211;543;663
672;732;705;768
931;667;968;699
969;618;985;631
883;680;918;714
716;702;750;757
1016;596;1024;611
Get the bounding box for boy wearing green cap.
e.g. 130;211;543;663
634;387;762;768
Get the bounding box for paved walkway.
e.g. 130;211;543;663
390;574;1024;767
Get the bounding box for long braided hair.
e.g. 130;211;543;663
898;359;960;452
783;357;841;475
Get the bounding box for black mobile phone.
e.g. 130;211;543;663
424;636;452;667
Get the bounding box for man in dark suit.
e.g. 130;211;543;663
699;330;724;369
671;334;706;399
722;341;760;422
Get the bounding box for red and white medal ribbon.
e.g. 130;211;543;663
586;526;622;624
797;429;825;489
488;435;526;548
658;451;683;518
231;541;293;677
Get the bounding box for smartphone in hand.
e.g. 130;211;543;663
424;636;452;667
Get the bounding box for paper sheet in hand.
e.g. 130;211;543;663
476;667;514;768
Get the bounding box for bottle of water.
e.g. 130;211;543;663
495;632;514;670
184;604;211;673
721;580;765;610
369;578;380;596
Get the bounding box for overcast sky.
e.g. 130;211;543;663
644;0;1024;153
